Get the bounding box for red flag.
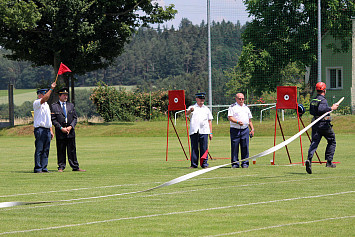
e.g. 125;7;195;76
200;138;210;166
200;149;208;166
57;63;72;75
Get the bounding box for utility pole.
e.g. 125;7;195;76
207;0;212;112
317;0;321;82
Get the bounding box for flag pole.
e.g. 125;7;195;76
54;62;62;84
54;73;59;84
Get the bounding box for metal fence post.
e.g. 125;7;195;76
8;84;14;127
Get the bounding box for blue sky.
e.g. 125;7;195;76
153;0;251;28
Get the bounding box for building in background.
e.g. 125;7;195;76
321;16;354;113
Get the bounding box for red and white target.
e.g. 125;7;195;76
276;86;297;109
168;90;186;111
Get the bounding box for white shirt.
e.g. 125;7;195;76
228;102;252;129
60;101;68;123
33;99;52;128
188;103;213;135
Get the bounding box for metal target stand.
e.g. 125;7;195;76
166;90;191;161
272;86;304;165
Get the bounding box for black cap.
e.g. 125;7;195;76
37;89;49;95
58;88;69;94
195;92;206;99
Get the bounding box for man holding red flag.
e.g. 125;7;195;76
33;81;56;173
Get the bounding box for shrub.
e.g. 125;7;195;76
90;82;168;122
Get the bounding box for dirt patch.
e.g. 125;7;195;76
5;124;34;136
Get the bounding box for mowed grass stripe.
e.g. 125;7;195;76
0;191;353;235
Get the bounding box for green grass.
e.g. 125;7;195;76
2;115;355;137
0;85;136;106
0;119;354;236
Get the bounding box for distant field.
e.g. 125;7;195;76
0;85;136;106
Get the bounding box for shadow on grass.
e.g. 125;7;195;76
288;172;308;175
84;122;135;126
11;170;58;174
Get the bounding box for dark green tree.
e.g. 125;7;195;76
238;0;354;95
0;0;177;74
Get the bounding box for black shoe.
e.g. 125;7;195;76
326;161;336;168
305;160;312;174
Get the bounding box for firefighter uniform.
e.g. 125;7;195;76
307;94;336;164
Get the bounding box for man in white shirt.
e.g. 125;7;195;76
228;93;254;168
186;92;213;168
33;82;56;173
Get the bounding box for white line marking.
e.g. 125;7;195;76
0;183;156;198
0;191;353;235
204;216;355;236
0;175;256;198
0;176;351;211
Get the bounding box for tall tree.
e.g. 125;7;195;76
0;0;177;74
239;0;354;95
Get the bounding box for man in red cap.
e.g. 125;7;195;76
305;82;339;174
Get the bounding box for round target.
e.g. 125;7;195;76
174;98;179;103
284;95;289;101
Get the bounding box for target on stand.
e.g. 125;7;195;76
168;90;186;111
276;86;297;109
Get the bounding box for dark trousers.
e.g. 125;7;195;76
190;133;209;168
230;127;250;167
34;127;51;172
56;138;80;170
307;123;336;162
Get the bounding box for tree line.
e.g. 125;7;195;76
0;19;246;106
1;0;353;108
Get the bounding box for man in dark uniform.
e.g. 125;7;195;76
51;88;85;172
305;82;338;174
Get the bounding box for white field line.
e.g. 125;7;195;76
0;177;325;211
204;215;355;236
0;191;353;235
1;176;352;211
51;177;355;203
0;175;258;198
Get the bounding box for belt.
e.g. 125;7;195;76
313;116;331;121
231;127;248;130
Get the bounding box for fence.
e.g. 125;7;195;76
0;84;14;128
174;103;288;125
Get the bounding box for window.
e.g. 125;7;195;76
326;67;343;89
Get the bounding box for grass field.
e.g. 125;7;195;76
0;119;354;236
0;85;136;106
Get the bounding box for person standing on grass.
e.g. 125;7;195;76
305;82;339;174
228;93;254;168
186;92;213;169
33;81;56;173
51;88;85;172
